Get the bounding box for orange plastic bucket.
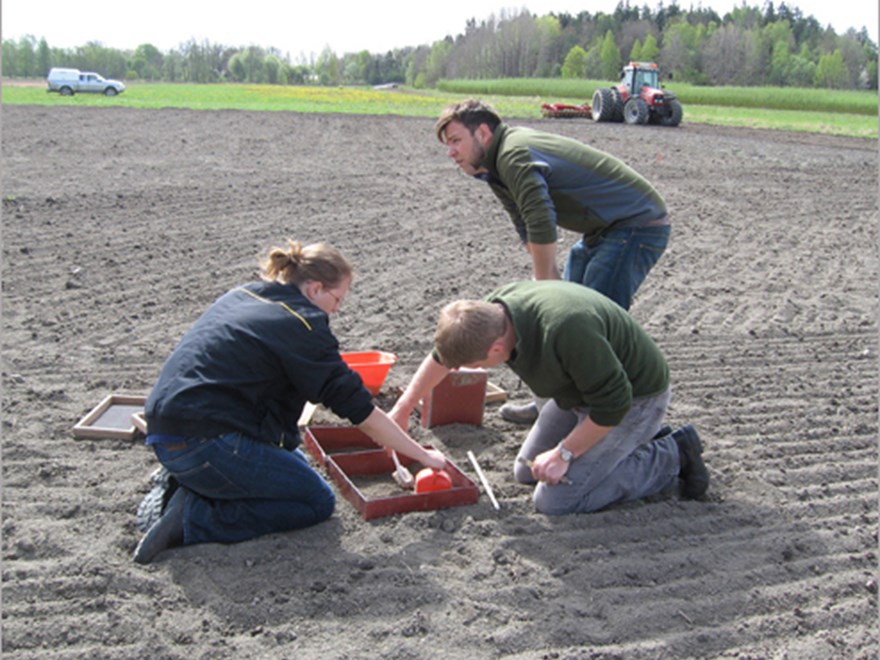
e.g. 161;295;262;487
341;351;397;396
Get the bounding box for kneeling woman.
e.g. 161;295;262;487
134;239;446;563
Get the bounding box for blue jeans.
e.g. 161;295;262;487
152;432;335;545
513;390;678;514
563;225;670;310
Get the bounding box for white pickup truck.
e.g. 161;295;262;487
46;68;126;96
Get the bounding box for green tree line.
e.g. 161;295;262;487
3;1;876;90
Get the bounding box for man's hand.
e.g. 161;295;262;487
530;447;570;485
389;353;451;431
529;418;614;484
526;242;561;280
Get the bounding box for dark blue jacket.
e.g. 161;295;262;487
145;281;374;448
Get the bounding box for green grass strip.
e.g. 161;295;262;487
438;78;879;116
3;82;877;139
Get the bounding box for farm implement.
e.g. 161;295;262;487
540;102;592;119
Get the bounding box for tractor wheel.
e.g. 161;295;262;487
624;98;649;125
660;99;683;127
610;88;624;122
591;88;615;122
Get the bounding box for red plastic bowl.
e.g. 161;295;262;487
341;351;397;396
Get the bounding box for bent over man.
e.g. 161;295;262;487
390;280;708;515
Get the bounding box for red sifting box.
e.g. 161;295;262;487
303;425;380;467
303;426;478;520
420;368;488;428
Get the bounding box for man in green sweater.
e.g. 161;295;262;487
390;281;708;514
435;99;671;424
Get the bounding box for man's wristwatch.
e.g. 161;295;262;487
557;443;574;462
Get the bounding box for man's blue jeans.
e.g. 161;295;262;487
563;225;670;310
153;432;335;545
513;390;679;514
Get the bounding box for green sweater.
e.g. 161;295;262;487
489;281;669;426
479;124;667;245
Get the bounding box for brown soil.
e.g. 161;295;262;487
2;105;877;658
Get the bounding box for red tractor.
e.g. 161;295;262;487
591;62;683;127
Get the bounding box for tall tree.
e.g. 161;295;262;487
661;20;701;82
2;39;18;77
620;19;654;62
768;39;792;85
584;42;604;79
240;46;266;83
315;47;340;85
36;38;51;76
264;54;285;84
630;38;643;61
599;30;622;80
561;45;588;78
838;29;870;88
180;39;213;82
16;35;37;77
814;49;848;88
227;52;247;82
424;38;453;86
640;33;660;60
534;15;564;77
131;43;163;80
786;49;817;87
702;24;752;84
162;51;184;82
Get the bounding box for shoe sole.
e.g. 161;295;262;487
499;403;539;424
133;488;186;564
136;467;178;533
500;413;539;424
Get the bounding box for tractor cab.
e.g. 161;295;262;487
618;62;661;102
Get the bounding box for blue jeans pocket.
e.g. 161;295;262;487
173;459;248;498
156;435;250;499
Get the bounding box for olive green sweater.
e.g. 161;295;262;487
489;281;669;426
479;124;667;244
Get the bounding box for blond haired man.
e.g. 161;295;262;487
390;280;707;514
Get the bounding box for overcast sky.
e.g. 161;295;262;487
3;0;876;59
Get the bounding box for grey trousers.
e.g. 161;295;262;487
513;389;679;514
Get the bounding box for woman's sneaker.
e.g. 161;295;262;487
133;488;186;564
136;466;178;533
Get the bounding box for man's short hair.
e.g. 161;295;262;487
434;99;502;144
433;300;506;368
